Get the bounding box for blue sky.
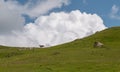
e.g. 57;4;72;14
56;0;120;27
19;0;120;27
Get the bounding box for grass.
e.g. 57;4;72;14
0;27;120;72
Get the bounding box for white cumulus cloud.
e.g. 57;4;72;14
0;0;69;34
0;10;106;47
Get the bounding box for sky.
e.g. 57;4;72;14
52;0;120;27
20;0;120;27
0;0;119;47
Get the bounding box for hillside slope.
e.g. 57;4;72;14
0;27;120;72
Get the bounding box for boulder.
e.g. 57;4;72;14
94;41;104;48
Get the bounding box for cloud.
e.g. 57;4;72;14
0;0;70;34
0;10;106;47
83;0;87;4
110;5;120;20
25;0;70;18
0;0;106;47
0;0;25;34
5;0;70;18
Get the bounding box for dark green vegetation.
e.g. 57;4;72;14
0;27;120;72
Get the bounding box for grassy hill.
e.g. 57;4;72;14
0;27;120;72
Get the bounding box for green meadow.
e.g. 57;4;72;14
0;27;120;72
